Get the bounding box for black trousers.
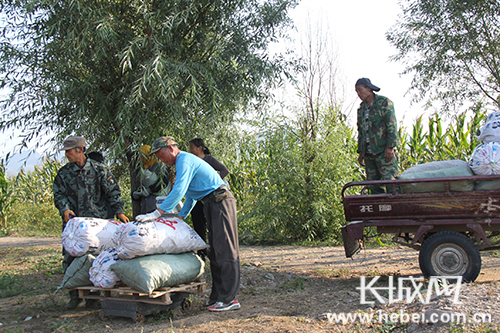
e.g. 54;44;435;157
204;190;240;304
191;201;207;243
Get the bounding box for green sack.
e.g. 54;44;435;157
57;254;95;291
141;169;159;189
111;252;204;294
399;161;474;193
475;179;500;190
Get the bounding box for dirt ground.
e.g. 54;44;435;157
0;237;499;333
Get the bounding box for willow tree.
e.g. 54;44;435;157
386;0;500;111
0;0;297;214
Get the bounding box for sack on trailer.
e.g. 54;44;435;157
398;160;474;193
111;252;204;294
469;142;500;175
89;247;122;289
477;111;500;143
113;217;208;259
57;254;95;291
61;217;122;257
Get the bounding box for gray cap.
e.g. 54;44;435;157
60;136;86;151
150;136;178;155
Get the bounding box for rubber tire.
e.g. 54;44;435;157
181;298;192;311
134;312;145;324
98;310;106;321
419;231;481;282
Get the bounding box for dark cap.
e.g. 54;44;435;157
355;78;380;92
60;136;86;151
150;136;178;155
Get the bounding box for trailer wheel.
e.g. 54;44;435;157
134;312;145;324
419;231;481;282
181;298;192;311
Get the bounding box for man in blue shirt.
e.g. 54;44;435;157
135;136;240;312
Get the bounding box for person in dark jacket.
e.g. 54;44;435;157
355;78;399;194
53;136;129;310
189;138;229;259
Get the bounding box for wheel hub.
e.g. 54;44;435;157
432;244;468;276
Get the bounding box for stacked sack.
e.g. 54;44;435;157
59;216;207;294
398;160;474;193
469;111;500;190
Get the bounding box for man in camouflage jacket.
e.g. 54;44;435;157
53;136;129;309
355;78;399;194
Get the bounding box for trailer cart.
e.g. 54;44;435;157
72;280;206;323
341;175;500;282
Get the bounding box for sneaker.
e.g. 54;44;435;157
66;298;82;310
208;298;240;312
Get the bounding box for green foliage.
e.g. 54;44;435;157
0;0;298;209
0;158;62;235
233;109;361;243
0;161;15;229
386;0;500;111
12;158;62;205
5;202;61;236
398;106;487;170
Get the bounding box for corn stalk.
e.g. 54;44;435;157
398;106;487;171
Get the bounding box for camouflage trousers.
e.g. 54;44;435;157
364;152;399;194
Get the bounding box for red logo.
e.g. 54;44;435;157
156;218;178;230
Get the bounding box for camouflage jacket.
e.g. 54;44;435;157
357;94;398;155
53;158;124;219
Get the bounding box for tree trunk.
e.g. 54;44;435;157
126;150;141;218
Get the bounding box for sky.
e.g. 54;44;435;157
1;0;426;174
284;0;427;127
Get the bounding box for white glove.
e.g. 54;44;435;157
135;210;161;222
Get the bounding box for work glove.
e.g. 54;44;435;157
132;185;150;200
135;209;161;223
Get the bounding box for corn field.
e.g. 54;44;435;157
398;108;486;171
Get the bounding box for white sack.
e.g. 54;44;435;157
469;142;500;175
89;247;122;289
61;217;122;257
113;217;208;259
478;111;500;143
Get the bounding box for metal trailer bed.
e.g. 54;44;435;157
341;175;500;282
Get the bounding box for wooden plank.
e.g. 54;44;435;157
70;280;206;305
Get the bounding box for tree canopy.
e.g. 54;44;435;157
0;0;297;156
386;0;500;111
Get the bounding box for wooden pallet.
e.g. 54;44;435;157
71;279;206;306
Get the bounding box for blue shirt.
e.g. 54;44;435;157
158;151;225;218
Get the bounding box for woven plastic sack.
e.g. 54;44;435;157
61;217;122;257
398;160;474;193
89;247;122;289
478;111;500;143
113;217;208;259
469;142;500;175
57;254;95;291
111;252;204;294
